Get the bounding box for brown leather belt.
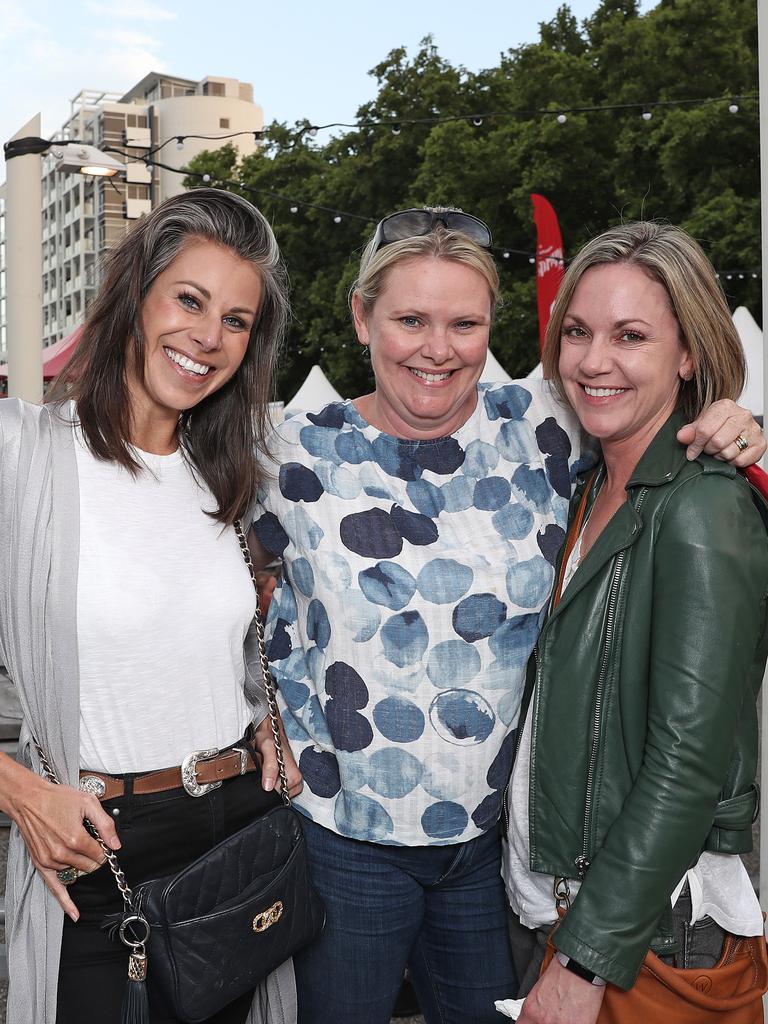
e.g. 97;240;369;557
79;745;256;801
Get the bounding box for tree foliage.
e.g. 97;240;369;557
184;0;758;403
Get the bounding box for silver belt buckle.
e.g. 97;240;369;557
181;748;221;797
232;747;249;775
79;775;106;799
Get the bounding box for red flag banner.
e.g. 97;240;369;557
531;194;565;355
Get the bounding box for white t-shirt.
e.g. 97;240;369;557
74;426;255;773
503;542;763;936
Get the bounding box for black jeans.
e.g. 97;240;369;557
56;769;280;1024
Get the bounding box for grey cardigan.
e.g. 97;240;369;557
0;399;296;1024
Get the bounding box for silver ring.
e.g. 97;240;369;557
735;434;749;452
119;913;151;949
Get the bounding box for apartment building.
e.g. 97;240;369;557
14;72;263;355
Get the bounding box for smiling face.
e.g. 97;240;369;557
559;262;693;458
352;256;492;439
129;237;263;440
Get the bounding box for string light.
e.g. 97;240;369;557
642;108;653;121
297;94;756;139
175;137;184;150
391;124;401;135
107;146;759;280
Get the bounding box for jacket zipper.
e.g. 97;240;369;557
576;486;648;879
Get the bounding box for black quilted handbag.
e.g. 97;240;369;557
134;803;324;1022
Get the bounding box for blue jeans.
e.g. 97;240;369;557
294;818;517;1024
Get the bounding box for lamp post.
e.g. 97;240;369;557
3;122;125;403
4;115;43;403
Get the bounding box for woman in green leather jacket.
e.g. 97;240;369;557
503;221;768;1024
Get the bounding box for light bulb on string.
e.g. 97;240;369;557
728;102;739;114
739;273;745;279
472;117;483;127
308;126;319;137
391;124;401;135
529;256;536;264
642;108;653;121
333;215;342;224
202;173;211;183
556;113;567;124
175;137;184;150
726;274;733;280
503;251;510;259
753;273;759;279
290;205;299;214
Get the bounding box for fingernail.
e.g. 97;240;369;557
69;911;79;923
264;777;275;792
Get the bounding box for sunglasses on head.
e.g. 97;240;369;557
370;208;493;253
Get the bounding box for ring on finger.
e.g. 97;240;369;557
735;435;750;453
57;865;86;886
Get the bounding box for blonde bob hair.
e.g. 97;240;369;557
542;221;745;421
350;208;501;319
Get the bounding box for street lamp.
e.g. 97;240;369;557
3;118;125;402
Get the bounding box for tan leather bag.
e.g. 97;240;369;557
541;927;768;1023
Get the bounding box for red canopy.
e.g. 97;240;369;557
0;325;83;380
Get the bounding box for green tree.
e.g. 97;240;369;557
184;1;759;402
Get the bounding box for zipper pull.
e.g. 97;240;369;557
575;855;590;879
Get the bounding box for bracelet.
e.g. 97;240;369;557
555;951;607;987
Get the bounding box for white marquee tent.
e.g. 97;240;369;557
733;306;764;419
285;364;343;415
480;347;513;383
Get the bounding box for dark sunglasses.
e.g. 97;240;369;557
370;208;493;253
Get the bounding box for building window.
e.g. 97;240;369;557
203;82;225;97
102;115;124;136
219;118;230;129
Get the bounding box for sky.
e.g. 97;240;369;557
0;0;658;151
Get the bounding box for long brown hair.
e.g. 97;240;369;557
48;189;289;524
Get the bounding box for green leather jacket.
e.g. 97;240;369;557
520;411;768;989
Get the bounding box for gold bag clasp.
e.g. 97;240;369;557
253;900;284;933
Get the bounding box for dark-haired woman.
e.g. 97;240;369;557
0;189;300;1024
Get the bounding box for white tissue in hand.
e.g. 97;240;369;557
494;997;526;1019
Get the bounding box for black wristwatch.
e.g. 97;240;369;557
555;951;607;987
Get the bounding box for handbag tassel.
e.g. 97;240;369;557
121;949;149;1024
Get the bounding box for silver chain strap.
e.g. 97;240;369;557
33;741;141;920
234;520;292;808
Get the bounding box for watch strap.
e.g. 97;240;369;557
555;951;607;987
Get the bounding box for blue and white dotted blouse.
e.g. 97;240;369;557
252;380;588;846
